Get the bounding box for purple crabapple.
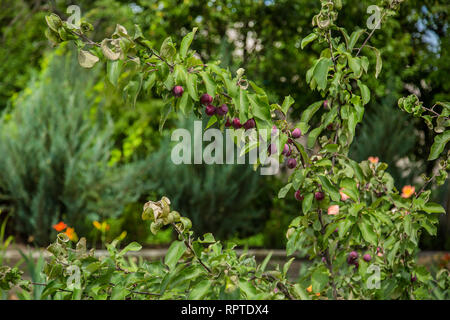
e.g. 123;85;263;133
200;93;213;105
292;128;301;138
347;251;359;265
314;191;325;201
232;118;242;129
172;85;184;97
287;158;297;169
243;118;256;130
205;104;216;116
363;254;372;262
216;104;228;116
295;190;304;201
225;118;232;127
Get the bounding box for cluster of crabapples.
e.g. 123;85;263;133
172;85;256;129
173;85;304;167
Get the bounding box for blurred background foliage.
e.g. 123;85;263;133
0;0;448;249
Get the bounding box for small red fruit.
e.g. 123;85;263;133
225;118;232;127
216;104;228;116
200;93;213;105
314;191;325;201
323;100;329;109
287;158;297;169
292;128;301;138
232;118;242;129
172;85;184;97
243;118;256;130
347;251;359;265
294;190;304;201
205;104;216;116
282;144;289;155
363;254;372;262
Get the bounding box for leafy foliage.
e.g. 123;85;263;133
1;0;449;300
0;50;152;244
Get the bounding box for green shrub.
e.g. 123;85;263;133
0;48;151;245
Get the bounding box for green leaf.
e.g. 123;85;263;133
283;257;295;276
249;81;267;97
311;266;329;293
300;101;323;126
293;141;311;165
301;33;318;49
186;73;198;101
160;37;176;61
318;175;340;201
198;233;216;243
119;242;142;256
188;280;211;300
313;58;333;91
347;55;361;76
180;27;198;59
107;60;123;87
302;193;314;214
358;221;377;245
159;103;172;133
428;131;450;160
205;115;217;129
239;88;250;121
348;29;365;51
307;126;323;148
338;218;353;238
164;240;187;270
200;71;216;97
371;47;382;78
248;93;271;122
347;159;365;182
357;80;370;105
179;90;193;115
422;202;446;214
281;95;295;115
278;183;292;199
260;252;273;272
111;286;128;300
292;170;306;190
340;178;359;201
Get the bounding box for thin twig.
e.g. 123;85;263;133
356;12;387;56
171;223;212;274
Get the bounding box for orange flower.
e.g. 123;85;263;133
327;205;340;215
93;221;102;230
401;185;415;198
64;227;77;241
368;156;379;164
339;188;350;201
53;221;67;232
306;285;320;296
